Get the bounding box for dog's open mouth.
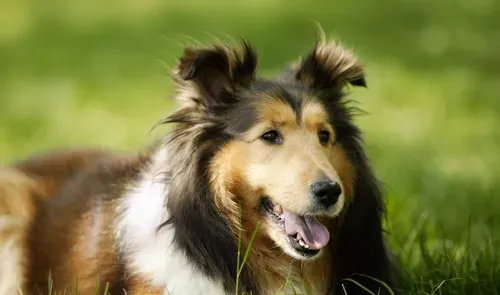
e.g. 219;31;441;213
261;197;330;258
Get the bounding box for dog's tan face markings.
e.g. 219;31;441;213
209;90;355;258
241;95;352;216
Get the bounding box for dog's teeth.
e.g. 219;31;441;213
297;238;309;249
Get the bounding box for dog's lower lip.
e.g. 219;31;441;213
286;235;320;256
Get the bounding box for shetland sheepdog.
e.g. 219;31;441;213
0;38;396;295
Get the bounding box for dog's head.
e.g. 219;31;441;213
170;39;365;261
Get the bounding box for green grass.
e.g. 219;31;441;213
1;0;499;294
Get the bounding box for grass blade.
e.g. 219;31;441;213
351;274;395;295
237;222;261;278
102;282;110;295
235;202;243;295
342;278;377;295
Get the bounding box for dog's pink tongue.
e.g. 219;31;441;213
283;209;330;250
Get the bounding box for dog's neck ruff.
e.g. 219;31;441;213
115;148;227;295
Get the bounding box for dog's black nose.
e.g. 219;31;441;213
310;179;342;208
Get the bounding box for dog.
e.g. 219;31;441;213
0;38;395;295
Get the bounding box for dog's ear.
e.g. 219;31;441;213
293;40;366;91
175;40;257;108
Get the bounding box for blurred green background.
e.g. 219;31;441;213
1;0;499;293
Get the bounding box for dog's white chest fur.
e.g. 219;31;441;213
116;150;227;295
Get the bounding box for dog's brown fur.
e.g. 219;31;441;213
0;150;156;294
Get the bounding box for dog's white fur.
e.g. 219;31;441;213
0;216;24;295
116;148;227;295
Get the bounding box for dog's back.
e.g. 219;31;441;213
0;149;122;294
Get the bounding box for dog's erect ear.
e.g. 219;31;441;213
175;40;257;108
294;40;366;90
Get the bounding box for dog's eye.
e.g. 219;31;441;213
318;130;330;145
260;130;282;144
